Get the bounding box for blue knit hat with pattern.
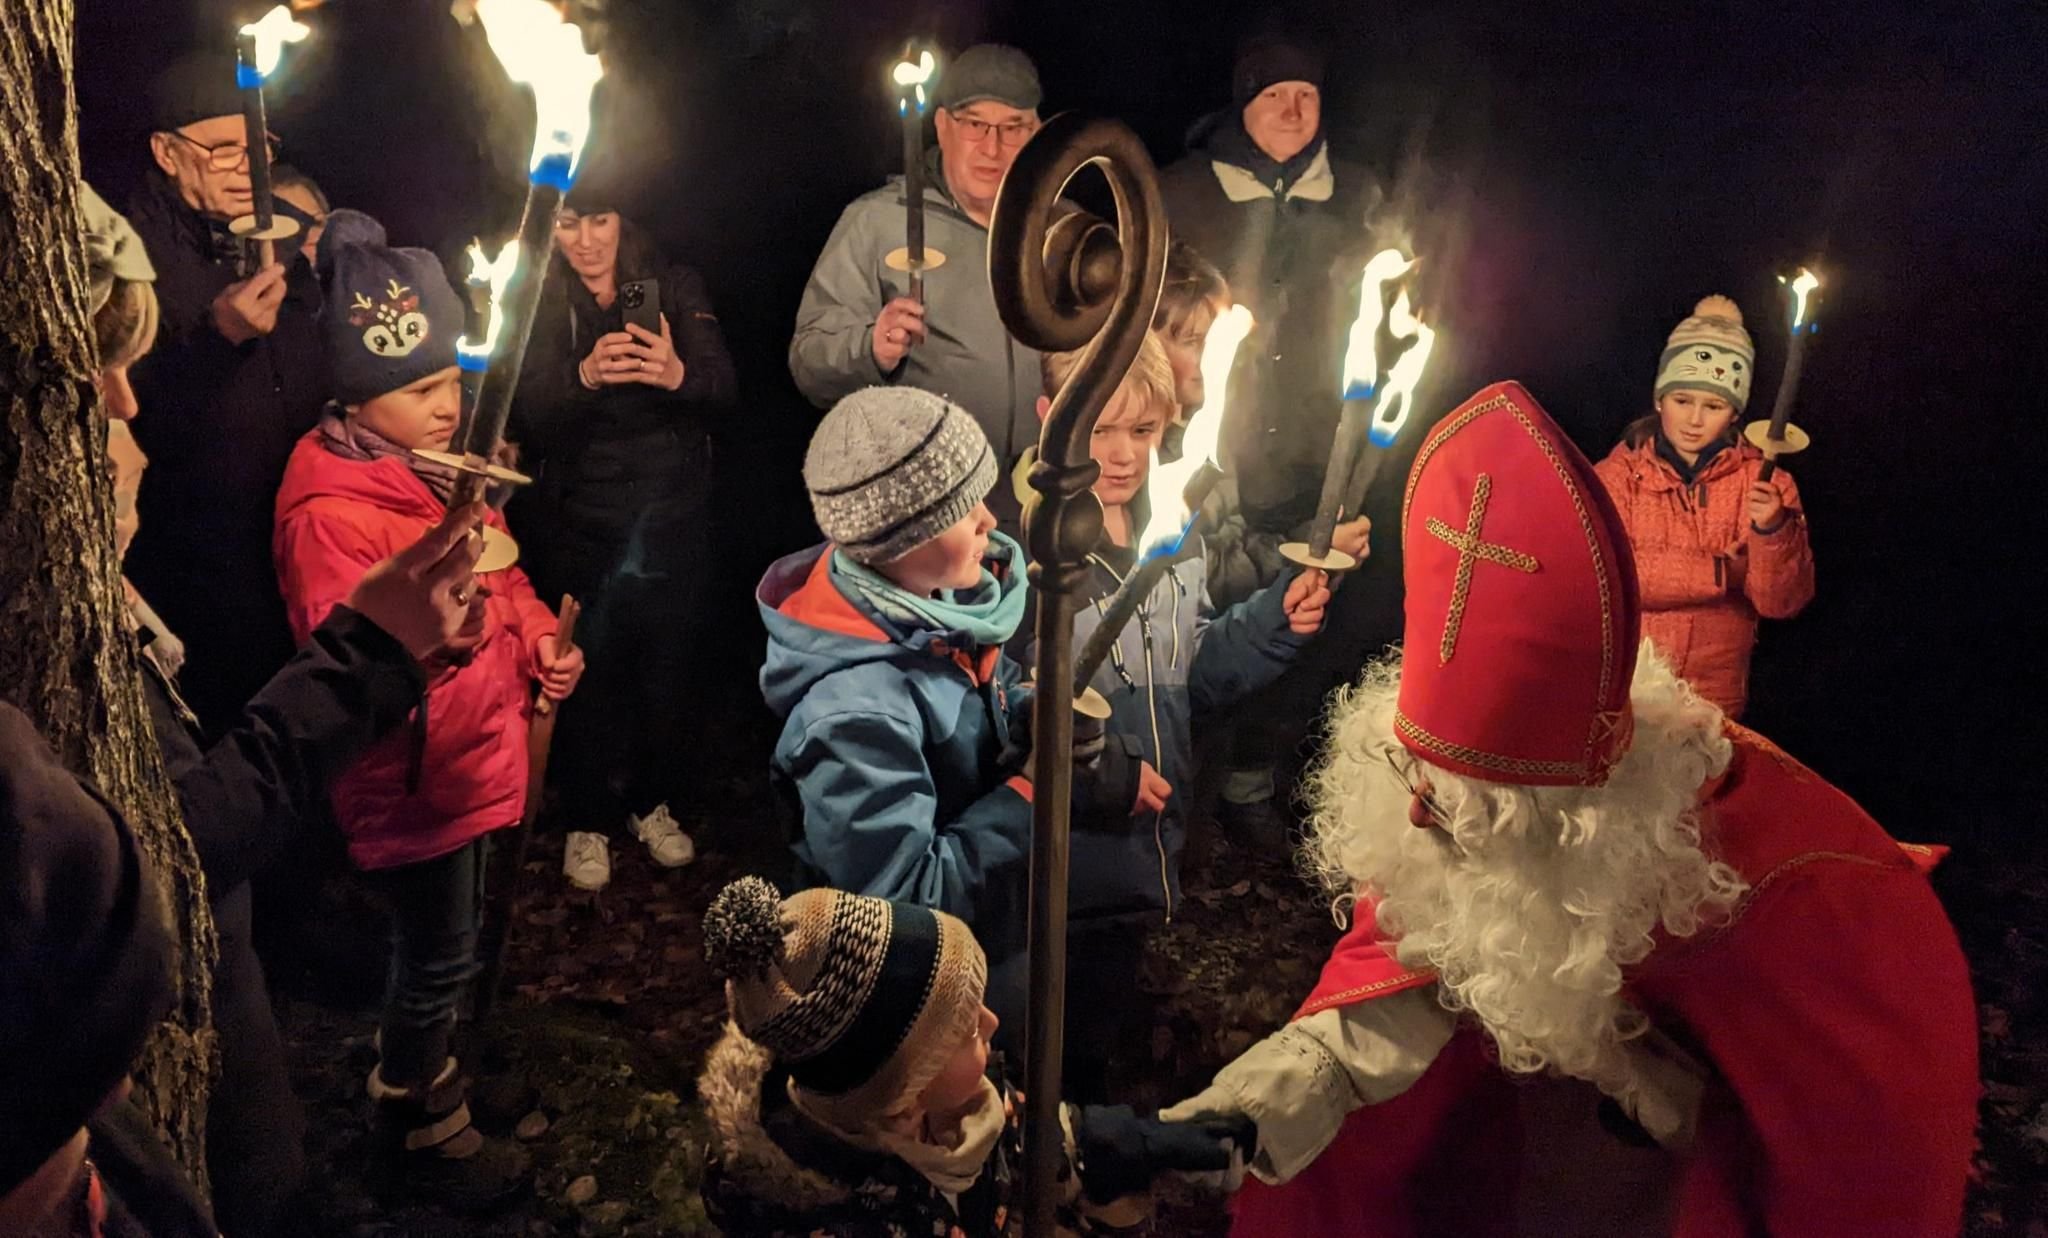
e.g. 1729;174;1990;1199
317;210;463;405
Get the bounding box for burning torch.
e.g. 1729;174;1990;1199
415;237;529;571
421;0;603;542
229;6;310;267
1744;268;1821;481
1070;304;1255;695
885;46;945;303
1280;248;1437;574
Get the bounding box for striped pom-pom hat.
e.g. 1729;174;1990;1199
703;878;987;1120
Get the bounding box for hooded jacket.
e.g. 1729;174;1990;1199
1158;117;1377;532
1594;436;1815;718
758;543;1035;959
272;430;557;869
789;151;1044;532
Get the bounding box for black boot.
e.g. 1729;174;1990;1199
369;1056;531;1212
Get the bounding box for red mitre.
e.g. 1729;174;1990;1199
1395;382;1641;786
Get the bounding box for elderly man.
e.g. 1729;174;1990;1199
1166;383;1979;1236
789;44;1045;531
127;50;328;736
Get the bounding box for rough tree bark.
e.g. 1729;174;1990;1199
0;0;219;1192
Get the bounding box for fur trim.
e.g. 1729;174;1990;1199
697;1022;850;1212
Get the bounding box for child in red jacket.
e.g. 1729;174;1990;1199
1594;296;1815;718
273;211;583;1208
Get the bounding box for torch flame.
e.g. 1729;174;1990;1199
239;5;310;80
892;50;937;88
473;0;605;183
458;236;521;363
1135;303;1256;557
1780;267;1822;332
894;50;936;114
1339;248;1437;447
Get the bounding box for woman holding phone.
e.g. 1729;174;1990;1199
510;157;737;893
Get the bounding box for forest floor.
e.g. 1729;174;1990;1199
265;703;2047;1237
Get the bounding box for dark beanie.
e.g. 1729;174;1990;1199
1232;34;1326;110
149;49;247;132
317;210;464;405
0;703;174;1195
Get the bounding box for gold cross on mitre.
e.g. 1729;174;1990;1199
1424;472;1540;663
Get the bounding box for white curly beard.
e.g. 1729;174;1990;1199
1302;641;1749;1107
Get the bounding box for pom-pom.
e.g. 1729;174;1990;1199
1692;294;1743;326
703;877;786;981
315;208;390;283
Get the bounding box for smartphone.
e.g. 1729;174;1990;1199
620;278;662;335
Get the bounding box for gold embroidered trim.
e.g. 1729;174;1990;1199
1424;471;1540;663
1404;393;1621;776
1297;967;1437;1016
1396;709;1591;779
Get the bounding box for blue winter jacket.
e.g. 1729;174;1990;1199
758;543;1036;960
1041;533;1307;924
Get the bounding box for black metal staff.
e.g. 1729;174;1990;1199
1746;268;1821;481
988;113;1168;1236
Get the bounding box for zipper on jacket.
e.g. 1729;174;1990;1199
1139;611;1172;922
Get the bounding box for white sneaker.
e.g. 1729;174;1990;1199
563;831;611;891
629;804;696;868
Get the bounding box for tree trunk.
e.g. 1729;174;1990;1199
0;0;219;1192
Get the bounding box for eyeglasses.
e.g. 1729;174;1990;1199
165;129;279;173
1380;745;1446;827
948;116;1037;149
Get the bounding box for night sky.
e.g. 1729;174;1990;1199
75;0;2048;846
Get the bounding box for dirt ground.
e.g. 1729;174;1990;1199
266;705;2047;1237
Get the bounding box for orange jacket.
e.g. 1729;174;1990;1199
1594;437;1814;717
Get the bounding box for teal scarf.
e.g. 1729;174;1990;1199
832;531;1028;648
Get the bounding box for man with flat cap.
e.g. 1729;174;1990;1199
127;50;328;736
789;43;1048;534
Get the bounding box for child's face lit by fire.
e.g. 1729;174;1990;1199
880;502;997;596
349;366;462;452
555;209;621;284
917;1005;999;1119
1656;389;1738;464
1086;387;1165;508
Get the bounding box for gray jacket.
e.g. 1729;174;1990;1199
788;154;1042;529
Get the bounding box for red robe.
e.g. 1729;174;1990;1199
1233;728;1977;1236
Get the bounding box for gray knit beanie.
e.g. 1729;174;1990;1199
805;387;997;565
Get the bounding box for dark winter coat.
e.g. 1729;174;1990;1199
126;173;329;732
136;603;422;1236
1157;119;1378;532
698;1027;1135;1238
758;544;1036;967
510;224;736;574
83;1093;219;1238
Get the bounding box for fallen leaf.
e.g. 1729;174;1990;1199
565;1174;598;1205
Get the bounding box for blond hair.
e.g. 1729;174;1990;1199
1041;329;1178;427
93;279;159;370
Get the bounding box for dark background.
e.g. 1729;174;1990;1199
76;0;2048;847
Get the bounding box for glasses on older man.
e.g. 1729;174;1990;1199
1380;744;1447;828
166;128;280;173
949;116;1037;149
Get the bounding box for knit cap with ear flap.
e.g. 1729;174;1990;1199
1654;294;1757;412
703;877;988;1124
